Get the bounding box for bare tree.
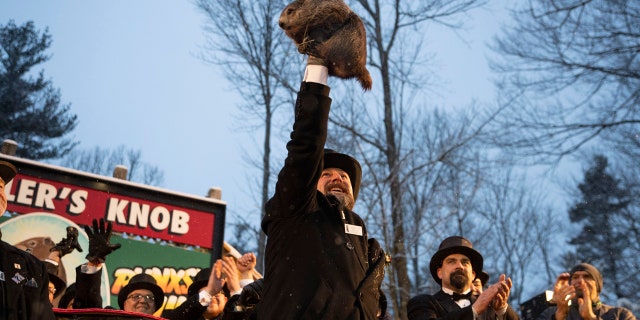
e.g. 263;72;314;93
317;1;490;317
488;1;640;163
195;0;300;271
329;94;495;318
60;145;164;186
476;168;563;305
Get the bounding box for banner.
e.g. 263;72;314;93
0;154;226;316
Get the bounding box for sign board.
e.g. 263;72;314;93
0;154;226;316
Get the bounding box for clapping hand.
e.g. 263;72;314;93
552;273;574;320
236;252;257;278
491;274;512;311
576;281;596;320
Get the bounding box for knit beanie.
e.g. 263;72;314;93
570;263;603;293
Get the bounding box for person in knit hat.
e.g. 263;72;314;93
538;262;636;320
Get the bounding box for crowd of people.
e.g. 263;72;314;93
1;18;638;320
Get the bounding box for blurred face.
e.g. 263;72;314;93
0;178;7;213
571;271;599;302
317;168;355;209
437;253;475;293
48;282;56;303
472;278;483;294
123;289;155;314
201;289;227;319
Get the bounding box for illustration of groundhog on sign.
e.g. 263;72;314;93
279;0;372;90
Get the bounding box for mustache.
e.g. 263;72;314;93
452;269;466;276
325;181;349;193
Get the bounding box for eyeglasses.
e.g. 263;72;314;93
127;294;155;303
48;287;57;295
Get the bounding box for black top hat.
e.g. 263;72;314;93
188;267;233;298
323;149;362;200
44;260;66;299
429;236;483;284
188;267;211;297
117;273;164;311
476;271;490;287
58;282;77;309
0;160;17;183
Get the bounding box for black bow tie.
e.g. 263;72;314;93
449;291;472;301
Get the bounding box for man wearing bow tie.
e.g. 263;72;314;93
407;236;519;320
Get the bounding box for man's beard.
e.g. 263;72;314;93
326;191;355;210
324;182;355;210
449;270;469;290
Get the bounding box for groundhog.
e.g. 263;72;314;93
279;0;373;91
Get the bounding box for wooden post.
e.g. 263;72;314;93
207;187;222;200
113;165;128;180
1;139;18;156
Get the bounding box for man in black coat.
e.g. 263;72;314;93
407;236;519;320
0;160;55;319
257;55;386;320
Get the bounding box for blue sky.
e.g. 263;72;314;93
1;0;508;223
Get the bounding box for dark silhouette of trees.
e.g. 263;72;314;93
0;20;77;160
566;154;637;301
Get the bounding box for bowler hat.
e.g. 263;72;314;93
117;273;164;311
0;160;17;183
429;236;483;284
323;149;362;200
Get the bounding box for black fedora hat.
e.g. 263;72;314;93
429;236;483;284
323;149;362;200
117;273;164;311
0;160;17;183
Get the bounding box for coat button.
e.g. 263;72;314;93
346;242;354;250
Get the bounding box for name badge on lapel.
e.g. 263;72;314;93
344;223;363;236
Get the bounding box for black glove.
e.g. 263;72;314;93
84;218;121;263
51;226;83;257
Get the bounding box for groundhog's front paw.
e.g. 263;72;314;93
296;37;317;55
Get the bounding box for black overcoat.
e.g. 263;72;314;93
407;290;520;320
0;240;55;320
258;82;379;320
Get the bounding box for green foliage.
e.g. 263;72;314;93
0;20;77;160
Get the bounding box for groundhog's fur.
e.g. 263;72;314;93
279;0;372;90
